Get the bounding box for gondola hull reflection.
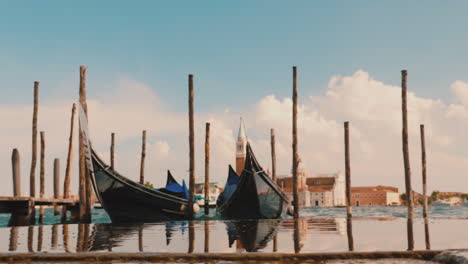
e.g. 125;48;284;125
225;219;281;252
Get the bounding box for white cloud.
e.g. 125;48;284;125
1;71;468;198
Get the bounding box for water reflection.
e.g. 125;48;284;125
424;217;431;250
346;216;354;251
407;216;414;250
8;226;18;251
225;220;280;252
0;217;457;253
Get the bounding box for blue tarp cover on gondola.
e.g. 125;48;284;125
157;172;189;200
217;165;240;206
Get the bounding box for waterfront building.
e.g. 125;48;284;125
351;186;401;206
277;158;345;207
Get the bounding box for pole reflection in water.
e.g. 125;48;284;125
76;224;83;252
346;216;354;251
83;223;90;252
76;223;90;252
293;218;301;253
63;224;71;253
204;221;209;253
51;225;58;249
424;217;431;250
9;226;18;251
188;220;195;253
28;226;34;252
138;225;143;252
37;225;43;252
407;216;414;251
273;234;278;252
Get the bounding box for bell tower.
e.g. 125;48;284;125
235;117;247;175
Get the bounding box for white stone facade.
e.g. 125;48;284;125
310;191;333;207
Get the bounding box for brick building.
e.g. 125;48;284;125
351;186;400;206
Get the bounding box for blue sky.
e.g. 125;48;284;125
3;1;468;194
1;1;467;110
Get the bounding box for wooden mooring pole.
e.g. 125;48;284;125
30;81;39;198
292;66;299;218
140;130;146;184
344;121;354;251
12;149;21;197
420;124;428;217
420;124;431;250
62;103;76;221
39;131;45;223
110;133;115;170
344;122;352;217
79;65;91;222
401;70;414;250
188;74;195;217
53;158;60;215
270;128;277;183
204;122;210;215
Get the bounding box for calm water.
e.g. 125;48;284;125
0;206;467;255
2;205;468;227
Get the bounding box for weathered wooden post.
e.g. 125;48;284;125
188;74;195;217
110;133;115;170
54;159;60;215
420;124;428;217
39;131;45;223
12;149;21;197
204;122;210;215
292;66;299;218
344;121;354;251
62;103;76;221
270;129;277;183
30;81;39;198
420;124;430;250
401;70;414;250
79;65;92;222
344;122;352;218
140;130;146;184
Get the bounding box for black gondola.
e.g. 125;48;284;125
78;105;197;222
217;143;290;219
